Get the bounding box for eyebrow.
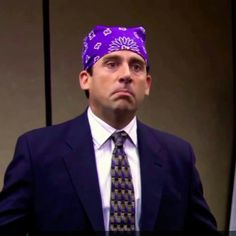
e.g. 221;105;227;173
102;54;146;65
129;58;146;65
102;55;121;62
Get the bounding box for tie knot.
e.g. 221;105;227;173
111;131;128;147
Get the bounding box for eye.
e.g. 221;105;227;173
105;61;118;69
131;63;144;72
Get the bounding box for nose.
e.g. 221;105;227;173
118;63;132;84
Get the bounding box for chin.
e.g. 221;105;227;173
113;104;137;114
108;99;137;113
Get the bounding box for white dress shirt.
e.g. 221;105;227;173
87;107;141;231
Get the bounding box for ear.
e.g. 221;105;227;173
79;70;90;91
145;74;152;96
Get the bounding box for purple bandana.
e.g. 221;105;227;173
82;25;148;70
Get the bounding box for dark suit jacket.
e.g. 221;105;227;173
0;111;217;234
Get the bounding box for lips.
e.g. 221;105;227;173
112;88;134;97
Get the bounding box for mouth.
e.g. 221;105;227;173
111;88;134;97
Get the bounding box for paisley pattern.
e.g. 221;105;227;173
82;25;148;70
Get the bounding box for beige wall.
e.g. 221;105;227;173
0;0;233;230
0;1;45;185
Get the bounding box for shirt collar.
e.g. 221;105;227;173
87;107;137;149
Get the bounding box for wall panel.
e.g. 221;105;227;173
0;1;45;187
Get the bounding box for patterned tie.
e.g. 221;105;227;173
109;131;135;232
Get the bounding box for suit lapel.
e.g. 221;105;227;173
63;112;105;231
137;122;165;231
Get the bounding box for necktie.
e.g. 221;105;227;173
109;131;135;232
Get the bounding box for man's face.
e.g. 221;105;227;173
79;50;152;119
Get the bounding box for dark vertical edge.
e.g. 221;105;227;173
42;0;52;126
227;0;236;231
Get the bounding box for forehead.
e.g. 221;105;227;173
100;50;146;63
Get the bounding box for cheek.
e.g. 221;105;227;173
90;76;111;96
136;80;149;95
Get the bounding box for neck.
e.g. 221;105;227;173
89;106;135;130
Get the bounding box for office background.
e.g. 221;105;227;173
0;0;234;231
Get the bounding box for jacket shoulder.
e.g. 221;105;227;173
20;113;86;140
138;121;191;148
16;112;89;155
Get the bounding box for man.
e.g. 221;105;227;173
0;25;218;234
